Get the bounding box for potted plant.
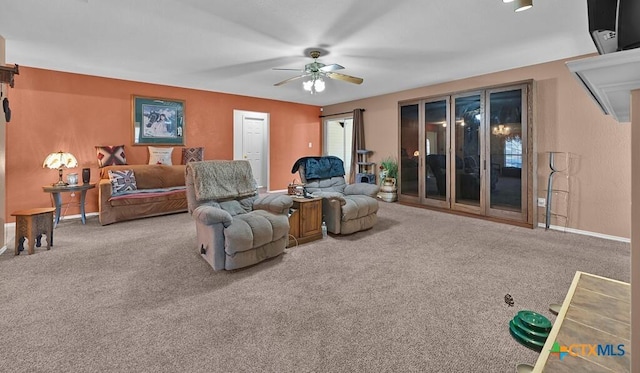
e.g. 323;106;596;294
380;157;398;183
379;157;398;202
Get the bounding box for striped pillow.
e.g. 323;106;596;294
108;169;137;195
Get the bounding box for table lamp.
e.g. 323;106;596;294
43;151;78;186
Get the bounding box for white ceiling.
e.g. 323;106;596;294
0;0;596;106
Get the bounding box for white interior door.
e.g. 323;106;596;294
233;110;269;189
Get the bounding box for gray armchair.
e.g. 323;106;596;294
185;160;293;271
293;156;379;235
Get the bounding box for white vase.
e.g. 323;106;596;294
67;173;78;185
379;177;397;202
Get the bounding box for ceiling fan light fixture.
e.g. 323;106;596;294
514;0;532;12
502;0;515;3
303;80;314;92
274;49;363;92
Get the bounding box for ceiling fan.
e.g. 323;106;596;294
273;50;363;93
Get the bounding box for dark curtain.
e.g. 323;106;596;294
349;108;365;184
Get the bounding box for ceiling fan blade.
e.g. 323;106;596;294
272;68;305;71
319;64;344;72
326;72;364;85
274;74;310;86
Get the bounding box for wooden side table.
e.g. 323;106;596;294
43;183;96;226
533;271;630;372
11;208;55;255
288;196;323;247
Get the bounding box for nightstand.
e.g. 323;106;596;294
288;196;323;247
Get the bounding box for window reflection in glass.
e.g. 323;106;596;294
425;100;447;201
400;104;419;197
454;95;481;206
489;89;522;211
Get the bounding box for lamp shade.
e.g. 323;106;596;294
43;151;78;170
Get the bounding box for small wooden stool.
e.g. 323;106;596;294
11;208;55;255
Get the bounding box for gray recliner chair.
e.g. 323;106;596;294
185;160;293;271
292;156;379;235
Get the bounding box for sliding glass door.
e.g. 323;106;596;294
398;83;531;224
399;103;420;199
423;98;449;208
486;86;528;220
451;92;483;214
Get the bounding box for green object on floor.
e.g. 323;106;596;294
517;310;552;332
512;317;548;341
509;322;546;352
509;310;552;353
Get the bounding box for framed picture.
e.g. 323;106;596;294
132;95;185;145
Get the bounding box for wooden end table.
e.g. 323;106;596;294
533;271;630;372
11;207;55;255
288;196;323;247
42;183;96;226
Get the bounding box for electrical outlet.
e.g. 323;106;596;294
537;198;546;207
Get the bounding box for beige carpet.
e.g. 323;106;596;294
0;202;630;372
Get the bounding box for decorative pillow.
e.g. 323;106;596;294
182;147;204;164
96;145;127;168
148;146;173;165
108;169;137;195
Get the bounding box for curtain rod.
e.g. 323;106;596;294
319;109;365;118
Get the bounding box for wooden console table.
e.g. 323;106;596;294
287;196;323;247
533;271;631;372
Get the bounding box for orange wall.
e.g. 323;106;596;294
6;67;321;222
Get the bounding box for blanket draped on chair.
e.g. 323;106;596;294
187;160;257;201
291;156;345;180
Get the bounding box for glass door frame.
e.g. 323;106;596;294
485;84;529;221
450;90;485;215
397;81;533;226
398;100;422;204
421;96;450;209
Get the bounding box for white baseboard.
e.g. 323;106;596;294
4;213;100;248
3;213;627;246
268;189;287;194
537;223;630;243
4;212;98;228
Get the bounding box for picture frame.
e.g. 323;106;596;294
132;95;185;145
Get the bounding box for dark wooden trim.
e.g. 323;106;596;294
397;201;534;229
